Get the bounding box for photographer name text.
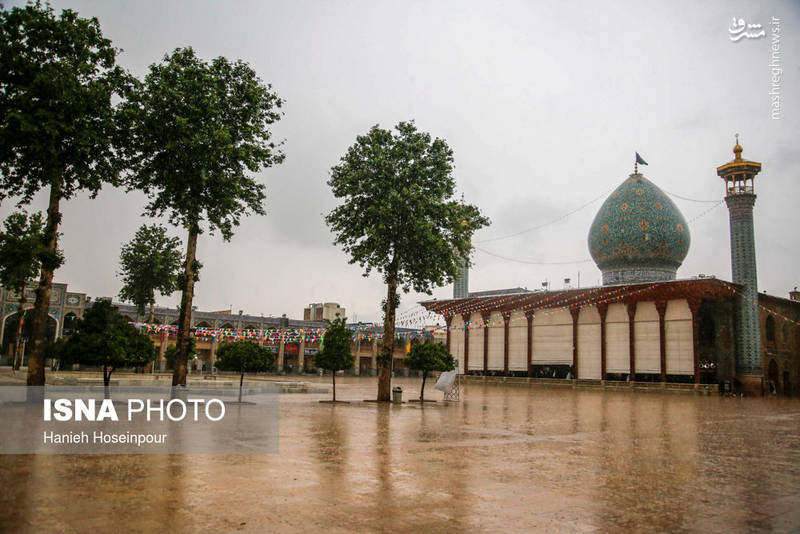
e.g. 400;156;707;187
44;430;168;446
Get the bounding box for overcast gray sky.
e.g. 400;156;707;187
3;0;799;325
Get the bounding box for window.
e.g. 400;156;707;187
765;316;776;344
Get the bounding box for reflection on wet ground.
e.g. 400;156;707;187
1;376;799;533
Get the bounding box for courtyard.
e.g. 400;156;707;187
1;374;799;532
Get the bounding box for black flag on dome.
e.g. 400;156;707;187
635;152;648;165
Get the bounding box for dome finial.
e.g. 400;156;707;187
733;133;743;161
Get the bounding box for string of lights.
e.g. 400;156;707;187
686;200;724;222
426;282;799;332
472;198;724;267
474;247;592;265
128;279;798;344
474;186;720;247
662;189;722;203
474;188;613;244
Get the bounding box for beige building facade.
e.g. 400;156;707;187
303;302;346;322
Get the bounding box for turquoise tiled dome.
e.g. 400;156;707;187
588;173;690;285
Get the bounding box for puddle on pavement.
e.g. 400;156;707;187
1;377;798;532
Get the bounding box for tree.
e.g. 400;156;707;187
164;337;196;370
123;47;285;388
314;316;354;402
48;300;155;398
118;224;182;323
0;2;132;387
0;211;51;369
325;121;489;401
215;341;275;403
404;342;455;402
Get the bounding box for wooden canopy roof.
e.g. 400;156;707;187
421;278;739;320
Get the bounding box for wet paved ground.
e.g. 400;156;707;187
1;374;799;533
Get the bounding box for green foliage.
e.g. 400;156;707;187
315;317;354;372
122;47;285;240
326;120;487;400
122;46;286;385
0;1;133;203
118;224;183;317
215;341;275;375
404;342;455;374
380;293;400;316
0;1;133;386
405;342;455;401
325;121;489;293
165;338;196;366
48;300;155;370
0;211;52;293
176;258;203;286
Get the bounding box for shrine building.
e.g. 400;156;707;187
422;141;800;396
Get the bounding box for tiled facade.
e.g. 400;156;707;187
602;268;678;285
453;256;469;299
717;143;763;378
726;194;761;374
588;173;690;285
0;283;86;361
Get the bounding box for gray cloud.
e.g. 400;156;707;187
2;0;798;323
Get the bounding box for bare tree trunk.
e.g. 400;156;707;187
149;301;155;324
378;267;398;402
420;370;427;401
27;180;62;389
332;371;336;402
12;283;26;371
173;223;199;387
